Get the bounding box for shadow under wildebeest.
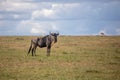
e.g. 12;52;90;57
28;32;59;56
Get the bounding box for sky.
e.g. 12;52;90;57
0;0;120;36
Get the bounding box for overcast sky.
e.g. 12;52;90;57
0;0;120;36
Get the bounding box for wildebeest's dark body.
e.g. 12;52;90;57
28;32;59;56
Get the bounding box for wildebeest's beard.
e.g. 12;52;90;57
54;36;57;43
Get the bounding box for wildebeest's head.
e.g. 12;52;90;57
50;32;59;43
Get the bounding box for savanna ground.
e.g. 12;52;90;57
0;36;120;80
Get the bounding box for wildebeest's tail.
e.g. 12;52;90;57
28;40;32;55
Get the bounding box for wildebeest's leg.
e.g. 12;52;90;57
28;40;32;55
32;44;36;56
47;45;51;56
32;47;34;56
31;43;37;56
34;45;37;56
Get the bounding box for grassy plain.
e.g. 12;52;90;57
0;36;120;80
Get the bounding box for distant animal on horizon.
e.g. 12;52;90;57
100;32;105;36
28;32;59;56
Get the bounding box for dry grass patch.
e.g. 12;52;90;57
0;36;120;80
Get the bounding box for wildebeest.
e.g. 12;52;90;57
28;32;59;56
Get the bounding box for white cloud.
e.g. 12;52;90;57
31;3;80;20
13;14;20;19
52;3;80;9
116;28;120;35
52;25;58;30
17;20;59;35
0;0;37;12
31;9;55;20
30;22;58;35
31;27;46;34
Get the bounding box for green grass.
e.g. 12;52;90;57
0;36;120;80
